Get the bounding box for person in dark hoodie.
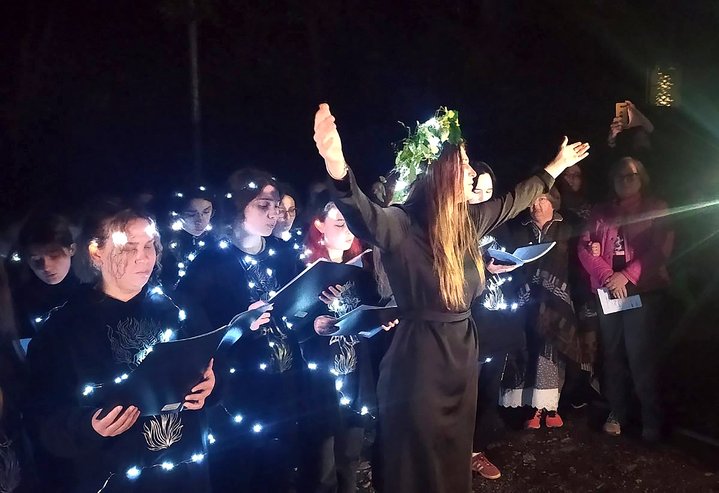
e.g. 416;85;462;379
7;212;81;339
160;186;218;292
24;206;215;493
177;169;309;493
468;162;525;481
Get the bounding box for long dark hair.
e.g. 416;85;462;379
425;143;484;310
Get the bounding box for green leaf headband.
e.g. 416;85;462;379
391;107;463;203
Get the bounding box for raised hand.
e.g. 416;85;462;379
545;137;590;178
184;359;215;411
91;406;140;437
313;103;347;179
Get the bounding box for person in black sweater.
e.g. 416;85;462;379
24;207;215;493
468;162;526;481
7;212;81;339
160;186;218;292
177;169;310;493
313;103;589;493
297;201;397;493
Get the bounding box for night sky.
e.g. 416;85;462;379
2;0;719;216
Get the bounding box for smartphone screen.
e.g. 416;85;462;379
615;102;629;126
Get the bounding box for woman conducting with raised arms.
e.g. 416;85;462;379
313;103;589;493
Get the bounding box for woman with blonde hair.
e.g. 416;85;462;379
313;103;589;493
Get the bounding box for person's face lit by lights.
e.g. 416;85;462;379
181;198;213;237
240;185;281;237
530;195;555;224
561;165;583;193
614;161;643;199
27;244;75;285
314;205;355;252
91;219;158;297
460;146;477;201
468;173;494;205
273;194;297;236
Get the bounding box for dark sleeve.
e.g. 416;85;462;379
328;167;411;251
470;171;555;238
175;252;227;329
24;323;106;459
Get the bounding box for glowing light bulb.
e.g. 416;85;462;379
340;397;351;406
187;252;196;261
171;220;183;231
268;249;275;256
151;286;164;295
178;309;186;321
121;373;129;380
178;269;186;277
248;282;256;288
252;423;263;433
112;231;128;246
361;406;369;415
269;290;277;298
170;242;178;249
266;268;273;276
511;302;518;311
207;433;216;444
248;182;257;189
335;378;343;391
293;243;300;250
198;240;205;247
114;377;122;384
269;341;275;348
233;414;244;424
191;453;205;463
205;224;213;231
126;466;141;479
161;462;174;471
285;321;293;329
281;231;292;241
178;262;186;269
199;186;206;191
10;252;21;262
34;317;43;324
175;192;184;198
229;367;236;373
82;385;94;396
259;363;267;371
484;357;493;363
219;240;229;249
160;329;174;342
307;362;318;370
225;193;233;199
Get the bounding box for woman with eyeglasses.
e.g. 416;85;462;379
578;157;673;442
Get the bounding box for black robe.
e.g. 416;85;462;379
328;167;553;493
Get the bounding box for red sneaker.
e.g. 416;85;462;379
524;408;542;429
471;452;501;480
545;410;564;428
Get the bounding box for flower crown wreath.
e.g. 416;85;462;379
391;107;463;203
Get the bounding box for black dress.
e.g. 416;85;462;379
328;167;554;493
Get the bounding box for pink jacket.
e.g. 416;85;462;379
578;196;674;293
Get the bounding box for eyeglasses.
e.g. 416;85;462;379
277;207;297;217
